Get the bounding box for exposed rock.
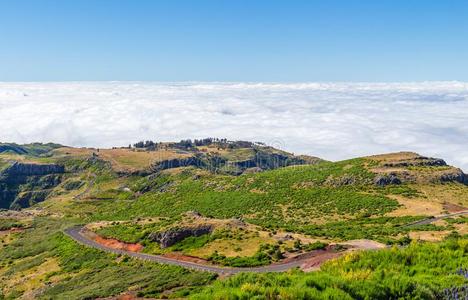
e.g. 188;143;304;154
3;162;64;176
149;148;317;176
439;169;467;185
229;159;256;169
151;157;206;172
277;234;294;242
325;175;358;187
383;157;447;168
374;174;402;186
148;225;213;248
0;162;65;209
10;190;50;210
242;167;264;174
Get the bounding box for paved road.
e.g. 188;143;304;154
64;226;338;275
64;211;468;274
403;210;468;227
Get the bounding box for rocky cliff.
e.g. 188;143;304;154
0;162;65;209
369;153;468;186
148;225;213;248
3;162;65;177
150;149;317;175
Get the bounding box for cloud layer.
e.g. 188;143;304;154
1;81;468;171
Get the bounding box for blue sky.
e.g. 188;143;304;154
1;0;468;81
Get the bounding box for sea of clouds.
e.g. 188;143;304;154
1;81;467;171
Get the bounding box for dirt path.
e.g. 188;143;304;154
64;226;383;275
403;210;468;227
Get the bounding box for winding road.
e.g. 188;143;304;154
403;210;468;227
64;226;345;274
64;212;468;275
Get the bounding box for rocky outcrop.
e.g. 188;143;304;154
237;151;310;171
9;190;50;210
151;157;206;172
3;162;64;177
374;174;402;186
325;175;358;187
0;162;65;209
371;153;468;186
149;148;316;176
439;169;467;185
0;144;28;155
148;225;213;248
383;156;447;168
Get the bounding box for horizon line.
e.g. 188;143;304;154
1;80;468;85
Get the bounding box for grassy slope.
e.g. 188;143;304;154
191;237;468;300
1;144;468;299
0;217;215;299
65;158;443;243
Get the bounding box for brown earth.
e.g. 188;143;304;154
443;202;468;213
92;235;143;252
300;252;343;272
82;229;144;252
97;292;157;300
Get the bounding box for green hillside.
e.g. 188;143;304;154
0;140;467;299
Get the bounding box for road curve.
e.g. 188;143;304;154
403;210;468;227
64;226;337;274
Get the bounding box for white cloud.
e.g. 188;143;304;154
1;81;468;171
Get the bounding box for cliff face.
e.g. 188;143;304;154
440;169;468;185
150;149;315;175
148;225;213;248
0;162;65;210
4;162;65;177
368;153;468;186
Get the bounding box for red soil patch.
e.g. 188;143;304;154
96;292;157;300
93;235;143;252
281;249;328;263
82;229;144;252
443;202;468;213
162;252;210;264
300;252;343;272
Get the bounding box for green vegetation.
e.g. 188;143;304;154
0;160;9;173
303;241;329;251
96;220;173;244
447;216;468;225
207;244;286;267
43;155;459;250
1;142;468;298
0;218;22;231
192;237;468;299
65;159;435;243
170;234;212;252
0;143;62;157
208;250;271;267
0;217;215;299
